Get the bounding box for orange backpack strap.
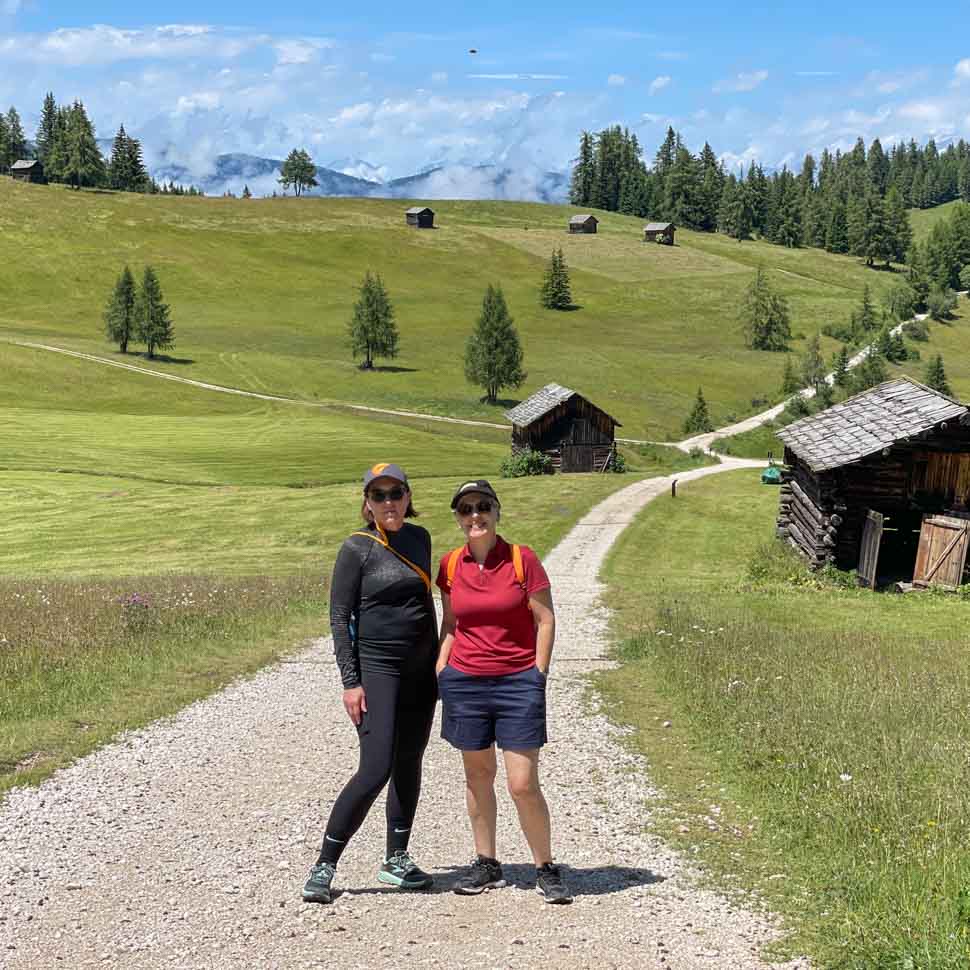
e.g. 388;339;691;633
351;529;431;592
511;544;526;589
445;547;464;591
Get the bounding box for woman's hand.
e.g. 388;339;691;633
343;686;367;725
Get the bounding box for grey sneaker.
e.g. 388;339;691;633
378;849;434;890
535;862;572;904
302;862;336;904
452;855;507;895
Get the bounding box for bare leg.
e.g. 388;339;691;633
503;748;552;865
461;747;498;858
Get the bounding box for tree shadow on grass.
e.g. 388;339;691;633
140;353;195;365
483;396;521;409
367;365;419;374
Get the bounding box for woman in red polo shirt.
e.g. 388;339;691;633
435;479;571;905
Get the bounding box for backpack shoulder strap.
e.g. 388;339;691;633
351;530;431;592
445;547;464;591
511;544;526;589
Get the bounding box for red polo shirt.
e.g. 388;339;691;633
435;536;551;676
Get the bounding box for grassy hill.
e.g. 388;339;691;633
0;177;916;440
909;200;965;242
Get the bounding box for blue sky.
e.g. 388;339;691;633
1;1;969;188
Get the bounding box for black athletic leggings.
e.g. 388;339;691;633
319;660;437;865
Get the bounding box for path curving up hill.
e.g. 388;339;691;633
0;459;807;970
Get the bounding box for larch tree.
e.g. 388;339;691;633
683;388;714;434
279;149;318;197
35;93;58;165
103;265;137;353
924;354;952;396
464;284;525;404
540;247;573;310
4;107;26;169
800;333;826;391
739;266;792;351
135;266;175;358
347;271;398;369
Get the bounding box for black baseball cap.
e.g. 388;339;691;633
450;478;500;509
363;462;409;492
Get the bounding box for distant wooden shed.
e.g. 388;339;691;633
568;214;598;234
405;206;435;228
10;160;43;183
506;383;621;472
643;222;675;245
776;378;970;588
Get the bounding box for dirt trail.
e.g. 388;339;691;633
0;459;806;970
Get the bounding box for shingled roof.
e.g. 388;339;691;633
644;222;674;232
505;383;621;428
11;159;39;170
405;206;433;214
569;213;597;224
777;377;968;472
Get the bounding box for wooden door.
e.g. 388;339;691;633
857;510;884;589
560;445;592;472
913;515;970;588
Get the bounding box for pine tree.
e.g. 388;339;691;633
800;333;826;390
682;388;714;434
569;131;595;206
924;354;952;396
831;345;851;388
539;247;572;310
135;266;175;358
103;266;137;353
856;285;879;333
242;184;253;199
850;349;888;394
906;243;930;310
739;266;792;351
278;148;318;196
108;125;132;190
35;93;57;164
464;285;525;403
347;271;398;369
4;107;26;168
62;101;105;189
883;185;912;263
123;133;149;192
0;114;8;174
883;281;917;321
825;199;849;253
780;356;801;395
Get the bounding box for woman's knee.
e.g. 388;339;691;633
463;755;497;789
507;774;541;802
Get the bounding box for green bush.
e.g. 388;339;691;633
500;447;553;478
610;451;627;473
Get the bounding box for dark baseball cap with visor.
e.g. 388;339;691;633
363;463;409;492
450;478;500;510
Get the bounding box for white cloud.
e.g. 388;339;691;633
859;68;928;95
274;38;333;66
607;74;626;86
175;91;221;114
795;70;838;77
954;58;970;83
329;102;375;125
640;112;665;124
648;75;671;95
713;69;768;94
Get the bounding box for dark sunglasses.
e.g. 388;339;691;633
457;500;493;516
368;486;407;503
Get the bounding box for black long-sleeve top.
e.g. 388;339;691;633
330;522;438;689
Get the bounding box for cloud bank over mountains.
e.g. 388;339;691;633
1;19;969;199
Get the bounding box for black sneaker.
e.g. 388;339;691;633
302;862;336;904
452;855;507;895
535;863;572;904
378;849;434;890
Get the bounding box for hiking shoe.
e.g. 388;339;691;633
378;849;434;890
535;863;572;904
452;855;507;895
302;862;336;904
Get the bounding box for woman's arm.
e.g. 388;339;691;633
437;591;456;674
330;540;367;723
529;587;556;674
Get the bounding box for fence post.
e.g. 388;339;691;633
671;479;678;498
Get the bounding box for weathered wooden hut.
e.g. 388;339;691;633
10;160;43;183
505;383;621;472
568;214;598;234
776;377;970;587
643;222;675;245
405;206;435;228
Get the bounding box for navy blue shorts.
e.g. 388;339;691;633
437;664;547;751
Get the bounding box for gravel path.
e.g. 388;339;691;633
0;459;807;970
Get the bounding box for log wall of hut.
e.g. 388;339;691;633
779;424;970;571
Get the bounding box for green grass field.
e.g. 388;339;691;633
599;470;970;968
909;199;964;242
0;177;934;439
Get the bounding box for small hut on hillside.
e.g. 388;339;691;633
643;222;675;245
506;383;621;472
568;214;598;234
405;206;435;228
10;160;43;183
776;377;970;588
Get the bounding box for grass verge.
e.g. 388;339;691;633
598;470;970;969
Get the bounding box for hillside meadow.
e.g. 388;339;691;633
599;470;970;969
0;176;938;439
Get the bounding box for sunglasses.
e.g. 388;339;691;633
457;500;494;516
368;486;407;503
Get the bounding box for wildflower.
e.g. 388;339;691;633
839;773;852;783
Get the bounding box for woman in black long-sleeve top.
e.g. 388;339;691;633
302;462;439;904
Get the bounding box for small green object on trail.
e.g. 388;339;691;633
761;451;782;485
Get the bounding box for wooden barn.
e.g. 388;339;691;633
505;383;621;472
405;206;435;228
568;214;598;234
775;378;970;588
643;222;675;245
10;159;43;183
